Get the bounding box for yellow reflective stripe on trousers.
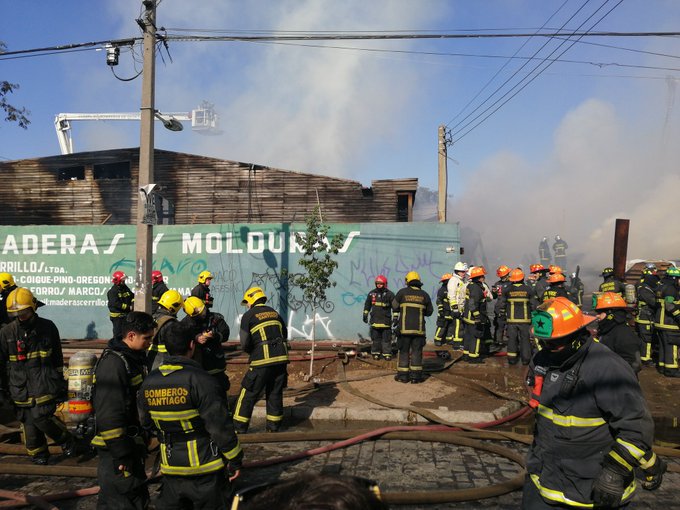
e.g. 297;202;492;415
187;439;199;467
233;388;249;423
98;427;125;440
530;473;636;508
250;355;288;367
266;414;283;422
537;405;606;427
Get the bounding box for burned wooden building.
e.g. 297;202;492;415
0;148;417;225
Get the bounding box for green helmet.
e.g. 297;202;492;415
666;266;680;278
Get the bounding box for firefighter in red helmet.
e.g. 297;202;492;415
107;271;134;338
151;270;169;315
363;275;396;360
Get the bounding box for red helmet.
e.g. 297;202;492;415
152;270;163;284
375;275;388;286
496;265;510;278
112;271;126;285
530;264;546;274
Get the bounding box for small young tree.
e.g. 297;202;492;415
289;204;345;379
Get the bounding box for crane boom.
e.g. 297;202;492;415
54;103;219;154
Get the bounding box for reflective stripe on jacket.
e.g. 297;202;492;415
239;304;289;367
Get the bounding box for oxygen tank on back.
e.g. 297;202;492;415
67;351;97;423
624;283;637;304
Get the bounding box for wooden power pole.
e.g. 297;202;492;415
437;125;448;223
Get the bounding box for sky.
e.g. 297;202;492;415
2;0;680;286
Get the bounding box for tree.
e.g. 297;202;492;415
288;204;345;380
1;42;30;129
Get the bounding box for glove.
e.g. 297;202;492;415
362;314;368;324
641;456;667;491
592;459;631;508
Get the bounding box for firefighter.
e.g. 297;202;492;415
636;265;659;367
491;265;511;348
181;296;230;393
433;273;454;347
150;270;169;314
524;297;666;508
148;289;184;371
594;292;642;375
446;262;469;350
107;270;134;339
654;266;680;377
362;275;396;359
191;270;214;309
552;235;568;271
233;287;289;433
541;272;570;302
0;287;74;465
599;267;625;296
92;311;155;509
538;237;551;268
497;269;535;365
0;272;17;325
462;266;489;363
392;271;433;383
139;321;243;509
568;271;584;308
529;264;550;302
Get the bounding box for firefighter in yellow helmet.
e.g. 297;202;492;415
191;270;214;309
391;271;433;383
233;287;289;433
0;272;17;325
181;296;231;393
524;297;665;508
0;288;75;465
148;289;184;371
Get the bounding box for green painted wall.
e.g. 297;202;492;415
0;223;460;340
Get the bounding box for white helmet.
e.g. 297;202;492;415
454;262;469;272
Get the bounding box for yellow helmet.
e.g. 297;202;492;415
241;287;267;306
405;271;421;284
0;273;15;291
158;289;184;315
183;296;206;317
197;270;213;284
6;287;38;313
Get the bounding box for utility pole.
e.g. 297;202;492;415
437;125;448;223
134;0;157;313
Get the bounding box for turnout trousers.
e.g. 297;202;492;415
659;330;680;376
506;323;532;365
96;448;148;510
370;327;392;357
159;470;231;510
233;364;287;432
636;322;654;363
463;322;484;360
396;335;426;382
16;402;70;459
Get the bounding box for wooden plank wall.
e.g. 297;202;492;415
0;148;417;225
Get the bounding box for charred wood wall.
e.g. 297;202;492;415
0;148;417;225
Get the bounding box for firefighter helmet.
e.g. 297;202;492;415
530;264;546;274
6;287;38;313
0;273;15;291
158;289;184;314
508;268;524;283
151;270;164;284
197;270;213;284
548;265;563;274
405;271;420;284
547;272;566;284
111;271;126;285
666;266;680;278
375;275;388;286
439;273;451;282
241;286;267;306
183;296;206;317
496;265;510;278
601;267;614;277
532;297;595;340
469;266;486;279
453;262;469;273
594;292;627;311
